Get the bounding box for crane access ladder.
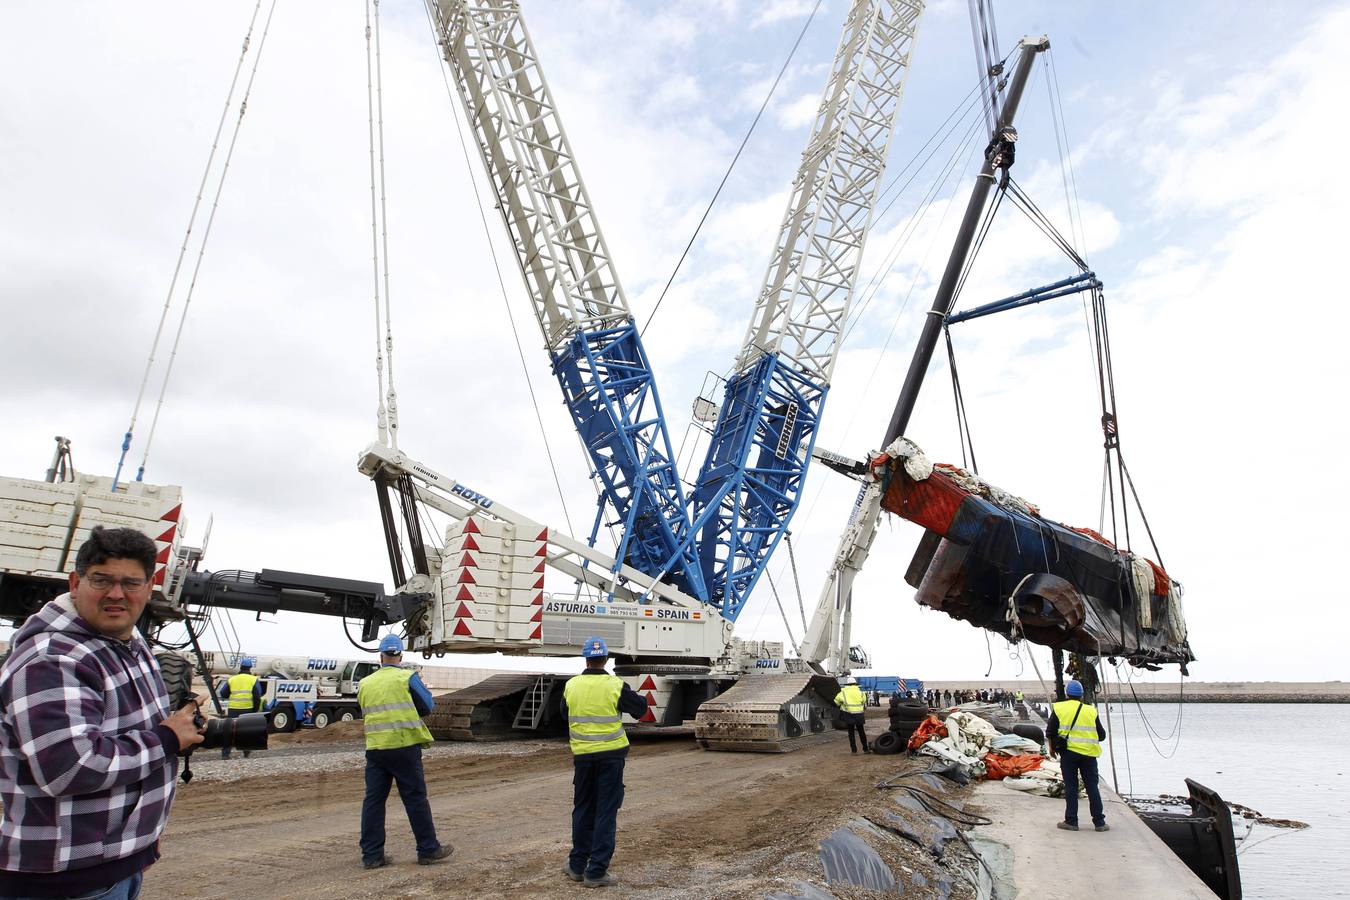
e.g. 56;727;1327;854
511;674;560;730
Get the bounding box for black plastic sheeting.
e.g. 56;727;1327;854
883;807;959;858
818;825;900;894
909;868;955;900
763;881;838;900
916;773;950;793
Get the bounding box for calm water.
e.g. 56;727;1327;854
1095;703;1348;899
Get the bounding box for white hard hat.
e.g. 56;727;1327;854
843;676;858;685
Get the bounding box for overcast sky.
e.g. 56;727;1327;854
3;0;1347;686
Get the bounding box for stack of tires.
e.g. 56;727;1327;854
874;698;929;755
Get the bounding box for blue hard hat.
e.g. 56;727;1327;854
1066;679;1084;697
379;634;405;654
240;656;256;669
581;637;609;659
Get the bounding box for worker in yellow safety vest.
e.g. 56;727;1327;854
833;676;870;754
218;657;262;759
356;634;453;869
560;637;649;889
1047;679;1109;832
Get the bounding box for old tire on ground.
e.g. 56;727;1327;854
155;652;193;711
313;710;332;729
872;730;902;755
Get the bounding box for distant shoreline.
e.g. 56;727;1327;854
921;680;1350;704
1118;694;1350;703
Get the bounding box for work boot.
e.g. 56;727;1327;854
418;845;454;865
850;748;858;754
584;872;617;888
1056;822;1078;831
863;745;872;754
1095;824;1111;832
563;865;583;882
363;855;392;870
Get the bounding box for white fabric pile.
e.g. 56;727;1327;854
988;733;1042;756
1166;581;1188;643
883;437;933;481
1126;553;1155;628
1002;758;1064;796
915;709;1003;778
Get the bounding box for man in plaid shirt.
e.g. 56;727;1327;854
0;527;205;899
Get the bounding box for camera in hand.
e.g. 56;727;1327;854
178;694;269;754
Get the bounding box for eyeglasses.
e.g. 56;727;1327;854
84;573;150;593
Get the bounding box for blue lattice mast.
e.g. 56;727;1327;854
689;0;925;621
428;1;707;600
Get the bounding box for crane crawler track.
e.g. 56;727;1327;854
694;672;841;752
427;673;565;742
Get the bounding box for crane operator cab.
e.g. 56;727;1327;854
340;660;381;694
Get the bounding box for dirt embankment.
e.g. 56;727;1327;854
147;725;979;899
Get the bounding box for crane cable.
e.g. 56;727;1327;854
967;0;1002;135
134;1;280;485
111;1;269;489
763;571;801;657
417;1;577;537
752;86;997;633
641;0;825;338
1044;48;1099;386
366;0;398;448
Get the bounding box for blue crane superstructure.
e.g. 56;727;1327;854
421;0;924;625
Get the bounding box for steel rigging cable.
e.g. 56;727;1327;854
641;0;825;337
417;0;579;537
112;1;272;489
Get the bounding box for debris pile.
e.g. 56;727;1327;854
905;702;1072;799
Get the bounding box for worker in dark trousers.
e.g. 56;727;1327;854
560;637;648;889
218;656;262;759
833;676;870;754
357;634;453;869
1048;679;1109;832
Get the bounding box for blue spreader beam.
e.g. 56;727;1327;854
946;271;1101;325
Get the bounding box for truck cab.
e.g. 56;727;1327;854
339;660;380;695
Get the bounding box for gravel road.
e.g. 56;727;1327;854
145;721;978;899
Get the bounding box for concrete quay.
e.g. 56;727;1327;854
970;779;1215;898
921;679;1350;703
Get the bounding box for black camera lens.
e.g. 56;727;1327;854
198;713;270;753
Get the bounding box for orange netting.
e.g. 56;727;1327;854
982;753;1046;780
906;715;949;751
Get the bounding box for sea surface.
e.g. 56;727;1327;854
1098;702;1348;899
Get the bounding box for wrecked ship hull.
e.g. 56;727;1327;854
887;459;1193;665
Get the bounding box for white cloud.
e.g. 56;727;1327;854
752;0;820;28
776;91;820;129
